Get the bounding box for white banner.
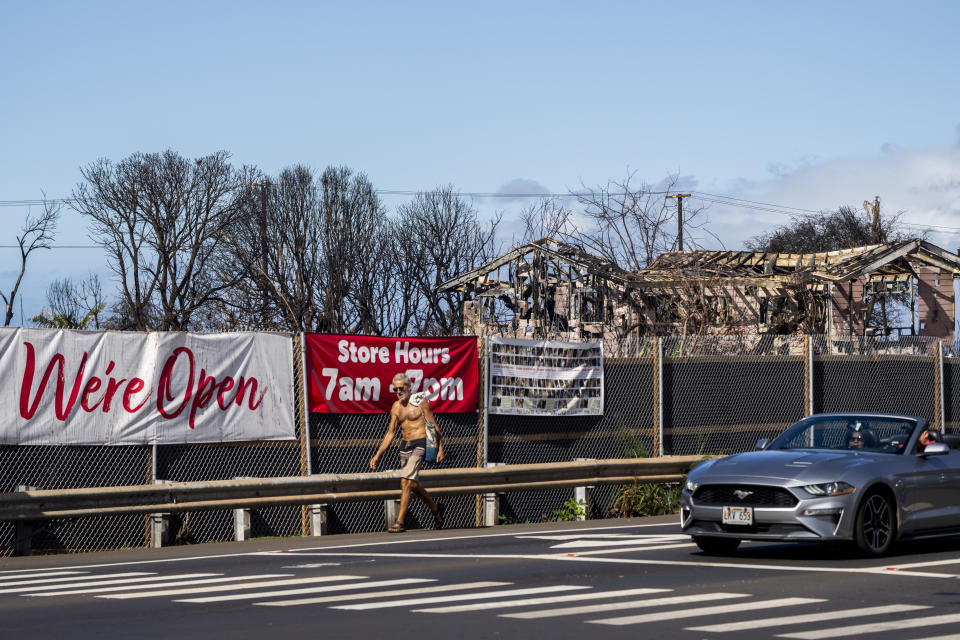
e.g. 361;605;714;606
488;337;603;416
0;328;296;445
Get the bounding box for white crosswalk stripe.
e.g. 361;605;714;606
99;575;367;599
0;571;89;582
30;574;288;597
0;572;162;594
255;581;511;607
776;612;960;639
174;578;436;603
332;585;591;611
502;592;750;620
0;572;140;588
413;587;672;613
687;604;930;633
5;564;941;640
588;597;825;626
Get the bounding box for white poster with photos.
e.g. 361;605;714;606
487;337;603;416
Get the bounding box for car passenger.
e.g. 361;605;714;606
846;425;877;449
917;428;938;452
847;431;867;449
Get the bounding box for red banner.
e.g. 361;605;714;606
305;335;478;413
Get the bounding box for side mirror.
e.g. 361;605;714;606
921;442;950;456
756;438;771;450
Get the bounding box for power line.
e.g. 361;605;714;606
1;189;671;205
0;198;75;207
2;189;959;235
689;193;960;234
690;191;821;215
0;245;100;249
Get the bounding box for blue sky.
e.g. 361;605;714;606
2;1;960;322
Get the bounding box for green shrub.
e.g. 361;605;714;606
551;498;587;522
609;481;682;517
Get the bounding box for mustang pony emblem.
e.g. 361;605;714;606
733;489;754;500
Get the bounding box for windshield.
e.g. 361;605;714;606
769;415;919;454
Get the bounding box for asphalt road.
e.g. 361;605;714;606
3;515;960;640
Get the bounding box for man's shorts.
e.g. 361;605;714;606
399;439;426;481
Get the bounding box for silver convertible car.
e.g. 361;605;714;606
680;412;960;556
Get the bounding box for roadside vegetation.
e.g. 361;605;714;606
609;482;683;518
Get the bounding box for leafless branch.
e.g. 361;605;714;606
0;196;61;326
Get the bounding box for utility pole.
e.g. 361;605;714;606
863;195;881;243
254;179;271;326
871;195;881;243
665;193;691;251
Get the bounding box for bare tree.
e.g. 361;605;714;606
31;274;107;329
520;198;574;244
217;167;320;331
1;197;61;326
747;203;916;334
315;166;392;333
349;216;414;335
572;172;709;271
746;204;911;253
72;150;255;331
217;165;403;334
397;187;501;335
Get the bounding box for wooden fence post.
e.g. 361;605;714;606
475;338;487;526
296;334;313;536
652;337;662;457
935;339;945;431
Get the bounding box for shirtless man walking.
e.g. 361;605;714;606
369;373;445;533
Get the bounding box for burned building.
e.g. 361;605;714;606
437;238;634;342
439;238;960;344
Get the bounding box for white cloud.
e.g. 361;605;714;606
699;144;960;251
492;178;553;202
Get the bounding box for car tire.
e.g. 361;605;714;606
854;491;896;556
693;536;741;555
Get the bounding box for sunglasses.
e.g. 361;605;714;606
849;435;865;442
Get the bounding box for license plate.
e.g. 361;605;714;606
722;506;754;526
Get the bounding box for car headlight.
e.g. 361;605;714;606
685;479;699;492
803;481;854;496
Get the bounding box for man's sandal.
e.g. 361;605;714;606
433;503;446;530
387;521;406;533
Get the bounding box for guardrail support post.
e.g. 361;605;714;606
13;485;36;557
573;458;594;521
150;514;169;548
573;485;589;521
310;504;329;536
483;493;500;527
483;462;504;526
234;508;251;541
384;499;401;529
150;479;172;548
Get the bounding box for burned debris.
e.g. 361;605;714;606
439;238;960;343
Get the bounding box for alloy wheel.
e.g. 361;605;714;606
859;494;892;552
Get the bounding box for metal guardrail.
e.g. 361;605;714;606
0;457;705;522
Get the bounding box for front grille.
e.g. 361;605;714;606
690;520;810;535
694;484;798;507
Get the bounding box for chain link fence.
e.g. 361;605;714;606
0;445;150;555
664;334;806;457
308;411;480;533
0;333;955;555
489;336;655;523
